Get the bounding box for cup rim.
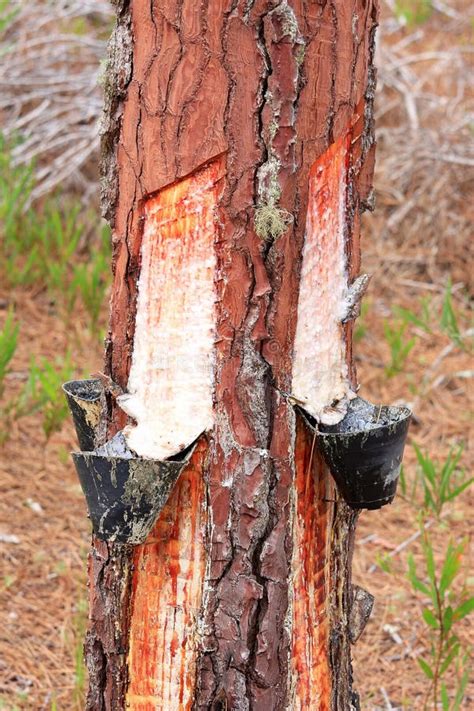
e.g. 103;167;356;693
317;403;412;439
62;378;103;401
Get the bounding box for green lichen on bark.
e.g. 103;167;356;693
253;1;305;242
255;124;293;240
254;203;291;241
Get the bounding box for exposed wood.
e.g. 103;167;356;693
117;157;225;460
292;128;354;425
291;421;333;709
127;441;208;709
88;1;380;708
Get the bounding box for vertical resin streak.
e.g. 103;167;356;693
291;132;352;424
118;158;225;459
291;419;332;710
127;442;207;710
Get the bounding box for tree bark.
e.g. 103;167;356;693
85;1;379;709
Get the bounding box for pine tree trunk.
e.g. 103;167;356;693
85;1;379;708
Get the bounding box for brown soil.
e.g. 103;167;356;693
1;240;471;711
352;225;473;708
0;292;100;710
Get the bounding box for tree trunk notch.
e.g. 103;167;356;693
88;1;380;709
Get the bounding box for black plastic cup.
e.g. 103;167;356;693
316;397;412;510
71;432;195;544
62;379;103;451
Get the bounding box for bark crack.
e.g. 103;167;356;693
327;1;338;145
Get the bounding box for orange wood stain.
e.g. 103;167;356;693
292;419;333;710
306;129;351;260
126;441;207;710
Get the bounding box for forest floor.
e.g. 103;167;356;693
0;2;472;710
0;228;471;711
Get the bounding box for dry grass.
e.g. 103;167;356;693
0;1;472;710
0;1;112;206
373;1;473;291
352;3;473;707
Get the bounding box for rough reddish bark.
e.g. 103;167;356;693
86;1;379;709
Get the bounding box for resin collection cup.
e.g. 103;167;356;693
317;397;412;510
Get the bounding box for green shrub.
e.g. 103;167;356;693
413;444;472;518
441;280;467;351
383;320;416;377
0;134;111;338
16;354;74;439
395;0;433;27
0;307;19;398
408;526;472;710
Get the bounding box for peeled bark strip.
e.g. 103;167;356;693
89;1;380;709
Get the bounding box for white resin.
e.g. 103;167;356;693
292;138;351;424
118;165;221;459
